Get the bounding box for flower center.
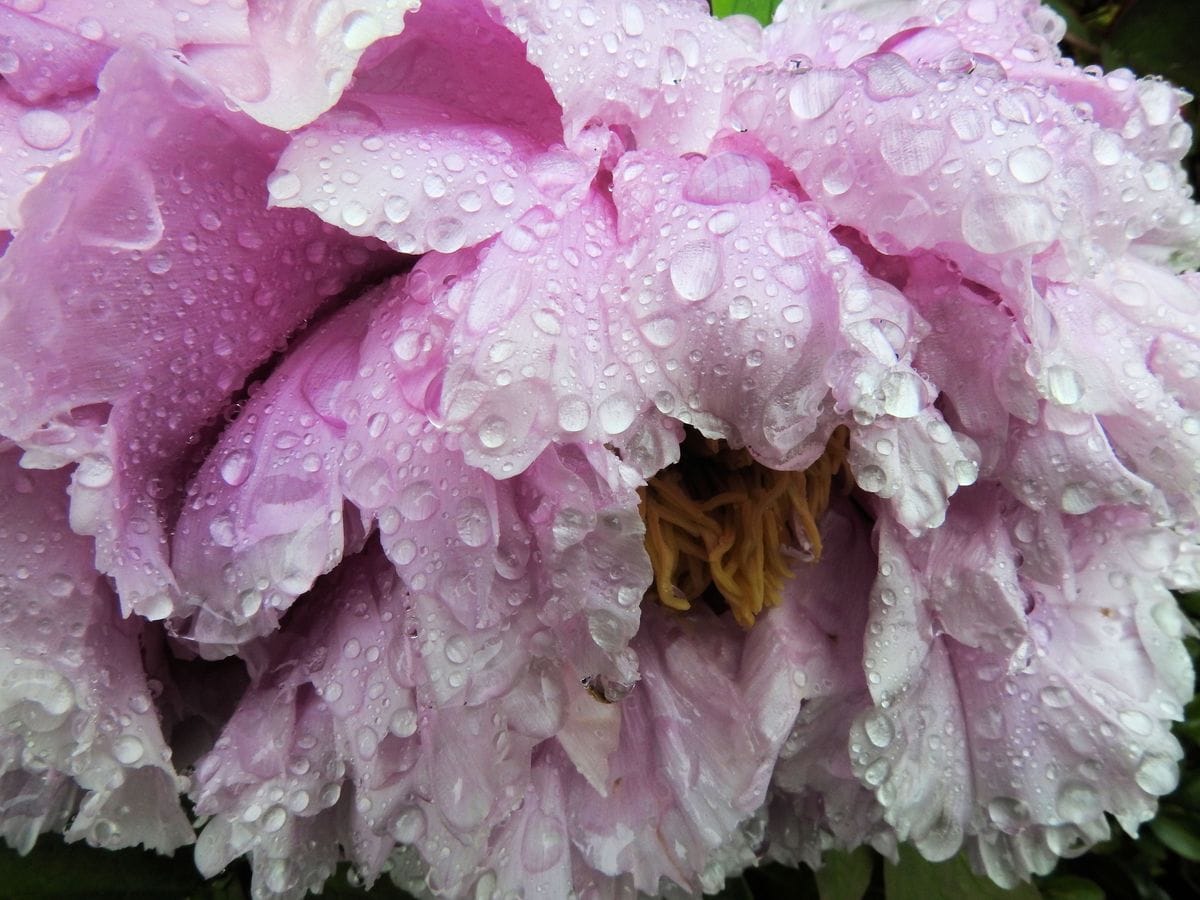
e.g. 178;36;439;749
639;426;851;628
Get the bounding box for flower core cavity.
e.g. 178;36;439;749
639;426;851;628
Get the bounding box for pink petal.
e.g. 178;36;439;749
0;450;191;854
854;503;1192;882
188;0;417;131
0;49;386;619
437;189;642;476
171;301;374;653
0;83;93;229
488;0;759;153
270;0;582;255
0;7;110;103
730;53;1195;278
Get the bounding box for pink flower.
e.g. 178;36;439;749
1;0;1197;898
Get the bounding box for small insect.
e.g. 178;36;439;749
581;674;630;704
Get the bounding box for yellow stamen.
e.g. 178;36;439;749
638;426;851;628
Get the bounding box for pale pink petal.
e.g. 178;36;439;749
853;501;1192;882
272;93;593;255
0;84;92;229
759;499;888;865
729;53;1196;279
766;0;1055;70
0;49;385;619
15;0;249;46
608;151;976;529
0;451;191;855
562;596;814;894
488;0;759;153
188;0;418;131
171;301;374;653
437;189;642;476
269;0;587;255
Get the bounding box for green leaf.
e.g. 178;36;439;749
1039;874;1106;900
0;837;209;898
816;847;874;900
1149;812;1200;863
1103;0;1200;97
885;845;1042;900
710;0;779;26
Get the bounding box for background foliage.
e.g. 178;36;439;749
2;1;1198;897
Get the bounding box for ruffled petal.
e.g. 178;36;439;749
853;498;1193;882
728;50;1196;279
0;49;384;620
186;0;416;131
488;0;759;153
0;83;92;229
0;450;191;855
171;301;373;652
269;0;587;255
562;599;804;893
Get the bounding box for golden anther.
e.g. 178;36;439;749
638;426;851;628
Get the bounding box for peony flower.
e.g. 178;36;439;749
1;0;1198;897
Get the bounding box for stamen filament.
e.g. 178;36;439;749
639;426;851;628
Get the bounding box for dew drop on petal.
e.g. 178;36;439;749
220;449;253;487
669;241;721;302
18;109;71;150
597;395;637;435
788;70;845;120
1006;146;1053;184
557;396;591;433
112;735;145;765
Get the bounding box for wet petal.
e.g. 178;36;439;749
188;0;417;131
0;50;384;620
0;450;191;854
490;0;759;153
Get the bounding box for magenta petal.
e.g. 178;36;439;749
0;50;383;620
0;450;191;854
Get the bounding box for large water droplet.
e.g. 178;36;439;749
669;241;721;302
788;70;845;120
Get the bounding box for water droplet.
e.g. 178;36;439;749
669;240;721;302
112;735;145;765
597;395;637;435
219;449;253;487
341;201;368;228
18;109;71;150
1045;365;1083;405
728;295;753;320
1039;686;1072;709
556;396;591;433
76;454;114;489
788;70;845;120
863;712;894;748
1006;146;1053;184
342;10;382;50
1056;781;1100;821
478;416;509;449
267;170;301;202
1135;755;1177;795
521;811;566;873
392;806;426;842
987;796;1030;829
